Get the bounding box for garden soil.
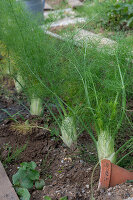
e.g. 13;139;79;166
0;78;133;200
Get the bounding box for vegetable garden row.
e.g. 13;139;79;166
0;0;133;199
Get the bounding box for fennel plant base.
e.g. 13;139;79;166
98;159;133;189
30;97;43;116
97;132;116;164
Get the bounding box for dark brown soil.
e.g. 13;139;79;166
0;118;133;200
0;113;99;200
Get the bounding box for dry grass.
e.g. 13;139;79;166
10;120;50;135
10;121;34;135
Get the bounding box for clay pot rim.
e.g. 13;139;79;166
98;159;133;189
98;159;112;189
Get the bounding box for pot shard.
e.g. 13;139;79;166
98;159;133;189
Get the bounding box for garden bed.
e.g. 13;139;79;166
0;1;133;199
0;79;133;200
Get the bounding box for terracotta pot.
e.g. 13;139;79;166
98;159;133;189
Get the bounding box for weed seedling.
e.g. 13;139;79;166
3;143;27;166
12;161;45;200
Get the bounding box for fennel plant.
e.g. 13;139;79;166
0;0;62;115
70;40;133;163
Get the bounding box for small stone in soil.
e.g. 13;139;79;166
107;187;113;192
108;192;112;196
86;184;89;189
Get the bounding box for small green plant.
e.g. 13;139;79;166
44;197;52;200
1;109;18;123
107;1;133;29
12;161;45;200
3;143;27;165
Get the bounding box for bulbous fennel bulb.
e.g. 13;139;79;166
30;97;43;116
97;130;116;163
61;116;77;149
14;73;24;93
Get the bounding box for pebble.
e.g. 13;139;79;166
86;184;89;189
32;191;36;196
107;192;112;196
43;186;46;190
54;173;58;177
64;157;72;162
107;187;112;192
59;174;64;179
57;193;61;198
86;167;92;171
52;181;57;185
